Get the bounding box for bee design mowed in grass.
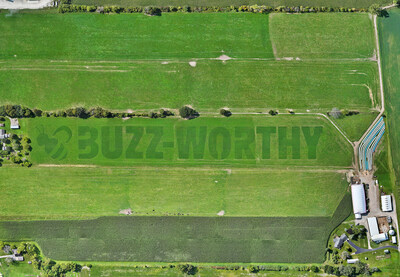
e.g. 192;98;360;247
36;126;72;160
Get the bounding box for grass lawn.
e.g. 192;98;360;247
25;116;353;167
0;166;348;220
0;13;273;60
0;195;352;263
269;13;375;59
70;0;391;9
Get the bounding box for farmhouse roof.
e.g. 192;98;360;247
351;184;367;216
381;195;393;212
10;118;19;129
333;234;348;249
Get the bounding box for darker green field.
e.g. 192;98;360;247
379;9;400;208
70;0;390;9
0;194;351;263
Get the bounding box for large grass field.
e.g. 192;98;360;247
0;166;348;220
0;60;378;111
0;10;380;267
24;116;353;167
0;12;379;111
0;194;351;263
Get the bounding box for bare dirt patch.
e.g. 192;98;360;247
119;208;133;215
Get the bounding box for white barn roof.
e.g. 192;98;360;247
381;195;393;212
371;233;388;243
351;184;367;215
367;217;380;237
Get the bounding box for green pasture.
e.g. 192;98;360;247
0;195;351;263
269;13;375;59
379;9;400;204
70;0;390;9
0;13;273;60
0;60;378;111
0;166;348;220
24;116;353;167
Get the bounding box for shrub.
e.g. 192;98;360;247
177;264;197;275
144;6;162;16
369;4;382;15
179;105;198;119
269;109;278;116
310;265;319;272
220;108;232;117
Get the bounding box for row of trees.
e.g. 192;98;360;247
0;105;174;119
58;3;393;14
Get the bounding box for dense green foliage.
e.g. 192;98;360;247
70;0;391;9
0;194;351;263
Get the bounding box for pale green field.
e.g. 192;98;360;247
0;166;348;219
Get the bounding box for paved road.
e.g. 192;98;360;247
347;239;398;254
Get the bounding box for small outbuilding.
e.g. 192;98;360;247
351;184;367;218
347;258;360;264
392;236;397;244
381;195;393;212
10;118;19;129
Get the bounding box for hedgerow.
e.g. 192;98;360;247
58;3;369;14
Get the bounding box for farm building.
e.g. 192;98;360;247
333;234;348;249
392;236;397;244
10;118;19;129
347;258;360;264
371;233;388;243
381;195;393;212
367;217;380;237
351;184;367;218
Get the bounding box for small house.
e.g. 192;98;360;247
10;118;19;129
333;234;348;249
392;236;397;244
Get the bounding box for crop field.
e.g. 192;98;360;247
0;10;382;266
0;194;351;263
379;10;400;204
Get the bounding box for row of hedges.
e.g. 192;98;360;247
58;3;380;14
0;105;174;119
